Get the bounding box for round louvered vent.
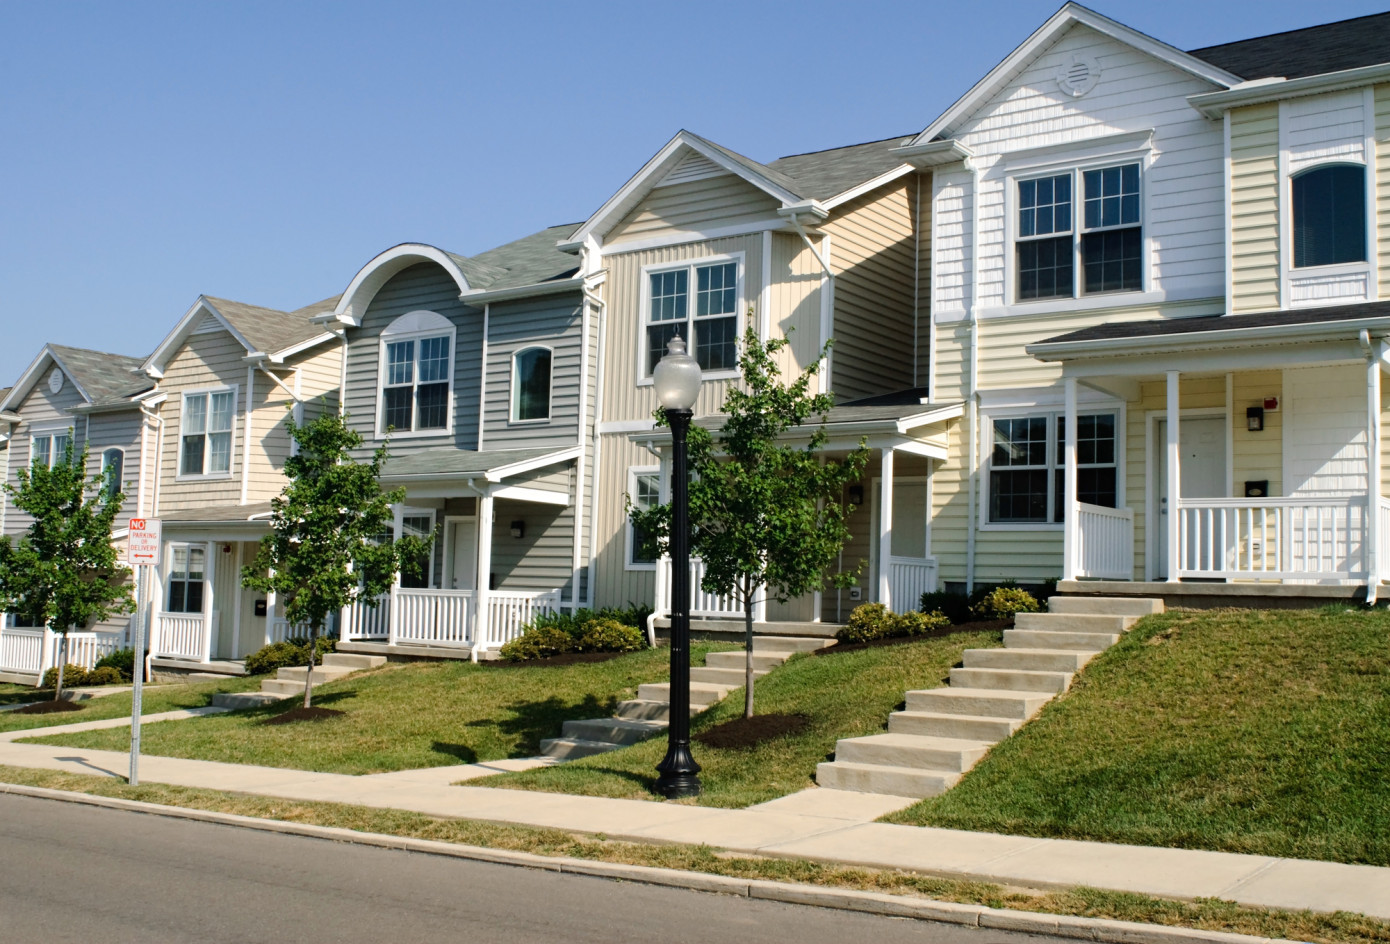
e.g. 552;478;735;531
1057;54;1101;97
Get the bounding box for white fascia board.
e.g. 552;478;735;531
459;278;583;306
268;332;339;364
133;390;167;407
333;244;474;326
1189;63;1390;118
491;484;571;506
143;297;254;376
777;200;829;221
909;3;1238;146
820;165;918;211
897;402;966;433
485;445;582;482
0;348;60;413
892;139;975;168
1027;317;1390;361
69;399;145;415
566;132;804;247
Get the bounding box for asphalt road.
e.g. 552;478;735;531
0;792;1068;944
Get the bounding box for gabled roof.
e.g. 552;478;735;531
1189;11;1390;80
766;136;918;204
0;344;150;414
145;293;339;375
906;2;1240;146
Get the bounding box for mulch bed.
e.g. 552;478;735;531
261;706;345;725
486;650;627;669
15;699;86;715
816;618;1013;656
694;712;810;750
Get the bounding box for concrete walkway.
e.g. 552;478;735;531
0;726;1385;920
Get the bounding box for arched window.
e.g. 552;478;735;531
1292;164;1366;268
512;347;552;422
101;448;124;502
378;310;455;434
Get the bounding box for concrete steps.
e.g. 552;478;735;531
211;651;387;709
816;596;1161;799
541;636;834;761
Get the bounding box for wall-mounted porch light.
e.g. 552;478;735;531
848;485;864;506
1247;406;1264;432
509;520;525;539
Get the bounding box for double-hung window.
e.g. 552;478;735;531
180;389;235;476
988;412;1117;524
383;336;450;433
644;259;739;376
1016;163;1142;300
29;429;72;469
1292;164;1366;268
166;545;206;613
626;467;661;568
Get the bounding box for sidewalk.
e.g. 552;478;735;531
1;716;1387;921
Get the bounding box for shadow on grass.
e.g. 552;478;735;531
465;694;621;756
578;764;659;793
430;741;479;764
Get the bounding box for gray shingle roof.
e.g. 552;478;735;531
158;501;274;524
1036;300;1390;346
767;135;918;202
48;344;151;406
464;223;583;291
380;445;573;479
1189;11;1390;80
203;296;336;356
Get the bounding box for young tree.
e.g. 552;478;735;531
632;326;869;718
243;410;428;710
0;437;133;700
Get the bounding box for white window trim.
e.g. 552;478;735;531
624;465;661;571
374;312;457;441
26;421;74;469
636;252;745;387
1003;149;1151;308
397;508;438;589
176;386;238;481
978;404;1125;532
164;542;209;614
509;345;554;425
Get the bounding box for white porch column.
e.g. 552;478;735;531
1062;376;1079;581
878;447;895;609
388;507;404;646
1367;356;1381;598
1165;370;1181;583
201;542;215;663
474;491;495;650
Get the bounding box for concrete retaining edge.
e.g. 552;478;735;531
0;781;1287;944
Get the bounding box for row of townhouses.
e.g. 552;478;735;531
4;4;1390;681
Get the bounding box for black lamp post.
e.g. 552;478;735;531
653;335;702;799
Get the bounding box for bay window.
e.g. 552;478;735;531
644;259;740;376
988;412;1117;524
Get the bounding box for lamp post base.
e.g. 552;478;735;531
655;746;702;799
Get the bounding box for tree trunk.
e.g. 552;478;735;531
743;577;756;719
54;633;68;702
303;625;317;710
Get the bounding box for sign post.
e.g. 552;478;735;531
126;518;161;786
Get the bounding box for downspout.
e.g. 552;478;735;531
584;276;608;610
241;365;254;505
478;304;490;450
151;405;166;517
337;326;349;417
570;288;592;614
965;157;982;594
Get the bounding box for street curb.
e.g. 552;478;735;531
0;782;1289;944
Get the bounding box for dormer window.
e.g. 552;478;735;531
1292;164;1366;268
377;310;455;436
511;347;552;422
1016;162;1142;300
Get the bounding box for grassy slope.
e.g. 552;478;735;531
490;627;1002;808
884;608;1390;867
0;676;262;732
28;644;736;775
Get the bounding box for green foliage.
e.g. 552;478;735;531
499;625;578;662
971;586;1042;620
577;618;645;653
42;664;90;689
0;436;134;699
896;610;951;636
244;637;336;676
525;605;652;638
84;666;124;686
837;604;951;643
94;648;135;682
920;590;972;625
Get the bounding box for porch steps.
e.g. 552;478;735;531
211;652;388;709
816;597;1162;799
539;636;834;761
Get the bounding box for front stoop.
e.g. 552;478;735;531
539;637;835;760
210;652;387;709
816;596;1162;799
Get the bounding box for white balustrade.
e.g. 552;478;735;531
390;588;475;648
1;628;123;678
0;629;44;674
268;618;315;644
1177;498;1368;579
153;613;205;660
341;594;391;640
1073;502;1135;580
657;558;745;618
887;556;939;611
482;589;561;648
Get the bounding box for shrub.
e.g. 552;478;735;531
84;665;125;686
244;636;336;676
523;604;653;639
577;618;645;653
971;586;1041;620
95;648;136;682
42;664;89;689
499;625;578;662
895;609;950;636
836;603;895;643
920;590;971;625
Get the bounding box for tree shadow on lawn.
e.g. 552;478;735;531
430;741;479;764
465;694;620;756
227;689;356;719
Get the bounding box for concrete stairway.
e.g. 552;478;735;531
211;652;387;709
815;596;1163;798
540;635;834;760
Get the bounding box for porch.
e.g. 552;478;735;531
0;620;123;686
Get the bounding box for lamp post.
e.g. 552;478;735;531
653;335;702;799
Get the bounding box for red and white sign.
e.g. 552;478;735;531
127;518;162;568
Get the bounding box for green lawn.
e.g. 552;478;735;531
0;676;263;732
884;607;1390;867
489;627;1002;808
0;683;49;706
27;644;737;774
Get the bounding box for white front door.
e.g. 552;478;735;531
1156;416;1226;578
447;518;478;591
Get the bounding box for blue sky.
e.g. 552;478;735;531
3;0;1386;385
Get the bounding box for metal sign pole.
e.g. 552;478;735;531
129;565;145;786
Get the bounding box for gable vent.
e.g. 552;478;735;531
655;151;726;188
1056;54;1101;98
192;312;222;335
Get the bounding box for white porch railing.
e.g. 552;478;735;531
656;558;754;619
479;589;562;649
268;618;315;644
341;594;391;641
390;588;475;648
888;556;939;611
0;627;122;681
1177;498;1369;579
0;628;45;675
1073;502;1135;580
153;613;207;661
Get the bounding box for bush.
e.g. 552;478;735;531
577;618;645;653
920;590;971;625
42;664;89;689
524;604;653;639
95;648;136;682
836;603;895;643
499;625;578;662
971;586;1041;620
244;636;336;676
895;610;951;636
84;665;125;686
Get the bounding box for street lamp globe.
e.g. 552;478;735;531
653;336;702;411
